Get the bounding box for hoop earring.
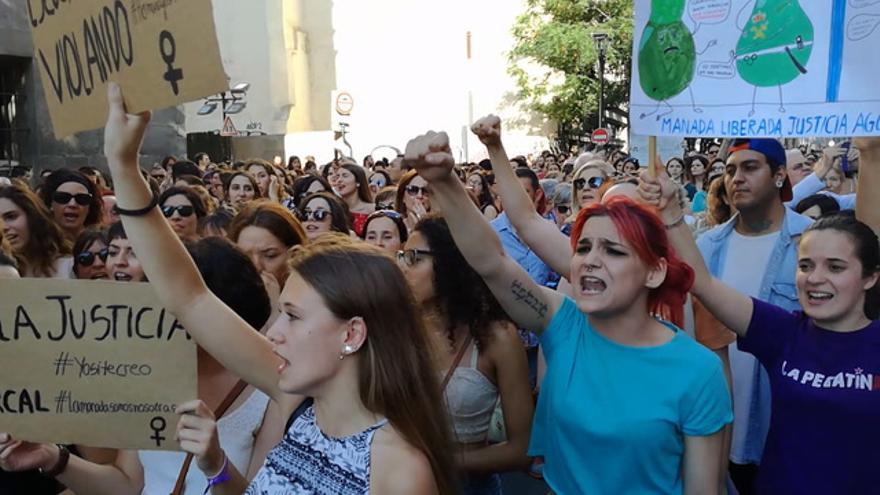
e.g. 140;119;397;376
775;180;784;188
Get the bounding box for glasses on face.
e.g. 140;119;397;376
396;248;433;267
297;209;330;222
405;185;430;197
556;204;571;215
161;205;195;218
76;248;108;267
52;191;92;206
376;202;394;210
573;176;604;191
370;179;387;188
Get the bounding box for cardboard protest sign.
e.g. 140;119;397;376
28;0;228;137
0;279;196;450
630;0;880;138
629;133;684;165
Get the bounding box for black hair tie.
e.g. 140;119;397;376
115;191;159;217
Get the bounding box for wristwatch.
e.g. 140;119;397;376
39;444;70;478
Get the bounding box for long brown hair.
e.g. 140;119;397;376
228;199;308;248
290;234;456;494
0;183;71;277
339;163;374;203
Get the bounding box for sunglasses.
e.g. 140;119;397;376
52;191;92;206
376;202;395;210
161;205;195;218
76;248;108;267
297;209;331;222
556;205;570;215
370;178;387;188
405;185;430;197
573;176;605;191
368;210;402;221
396;248;433;267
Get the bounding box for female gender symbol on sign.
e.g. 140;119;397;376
160;30;184;95
150;416;167;447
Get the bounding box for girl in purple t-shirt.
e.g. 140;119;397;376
647;164;880;493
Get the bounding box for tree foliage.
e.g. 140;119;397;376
508;0;633;145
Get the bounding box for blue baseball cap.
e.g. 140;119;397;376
729;138;792;201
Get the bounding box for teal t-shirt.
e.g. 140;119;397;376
530;297;732;494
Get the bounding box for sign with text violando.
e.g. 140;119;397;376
0;279;197;450
28;0;229;137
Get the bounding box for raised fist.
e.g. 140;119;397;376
403;131;455;183
471;115;502;148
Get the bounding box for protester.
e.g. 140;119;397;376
228;199;307;290
360;209;407;253
640;137;880;494
225;172;262;209
246;160;275;198
368;169;391;195
291;175;332;208
396;170;432;231
683;154;709;201
571;161;608;214
71;229;109;280
332;163;374;235
297;191;352;240
666;157;685;185
466;171;499;220
0;183;73;278
40;169;103;242
794;194;841;220
401;216;534;493
159;186;207;240
406;127;730;494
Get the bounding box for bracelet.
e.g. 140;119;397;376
114;191;159;216
204;453;230;494
38;444;70;478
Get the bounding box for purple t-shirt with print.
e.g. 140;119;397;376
739;298;880;494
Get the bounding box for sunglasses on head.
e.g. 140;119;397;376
573;176;604;191
405;185;430;196
396;248;433;267
161;205;195;218
297;209;330;222
52;191;92;206
76;248;108;267
369;210;402;221
376;202;394;210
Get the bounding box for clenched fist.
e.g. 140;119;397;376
471;115;502;148
403;131;456;183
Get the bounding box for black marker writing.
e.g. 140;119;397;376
159;30;183;95
150;416;166;447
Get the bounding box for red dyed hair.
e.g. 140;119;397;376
569;197;694;327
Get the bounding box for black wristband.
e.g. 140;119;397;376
114;191;159;217
39;444;70;478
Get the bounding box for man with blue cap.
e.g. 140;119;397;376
695;138;812;495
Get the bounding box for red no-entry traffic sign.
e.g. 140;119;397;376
591;128;609;145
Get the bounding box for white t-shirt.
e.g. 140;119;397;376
720;229;779;464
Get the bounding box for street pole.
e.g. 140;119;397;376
598;44;605;130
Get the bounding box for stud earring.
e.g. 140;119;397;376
339;344;354;360
776;179;784;188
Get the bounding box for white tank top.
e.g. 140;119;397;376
444;343;499;443
138;388;270;495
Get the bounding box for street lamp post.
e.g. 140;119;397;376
592;33;608;131
196;82;251;130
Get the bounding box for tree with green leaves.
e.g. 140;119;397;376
508;0;633;150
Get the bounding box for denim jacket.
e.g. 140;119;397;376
696;208;812;463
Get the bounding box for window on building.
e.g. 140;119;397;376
0;56;30;172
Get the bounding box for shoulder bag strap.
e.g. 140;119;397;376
440;334;473;391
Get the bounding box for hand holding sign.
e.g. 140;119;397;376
0;433;56;473
175;400;225;476
104;83;150;168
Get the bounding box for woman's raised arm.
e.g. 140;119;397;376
472;116;573;278
103;83;285;406
855;138;880;235
405;131;562;333
638;161;753;337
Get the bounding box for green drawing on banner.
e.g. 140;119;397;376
638;0;696;102
736;0;814;87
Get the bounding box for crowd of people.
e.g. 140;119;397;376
0;83;878;495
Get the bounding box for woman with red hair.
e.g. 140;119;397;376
405;125;731;495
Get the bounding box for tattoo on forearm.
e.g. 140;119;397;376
510;280;548;318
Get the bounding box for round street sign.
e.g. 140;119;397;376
591;128;609;145
335;92;354;116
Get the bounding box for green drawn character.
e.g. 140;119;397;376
735;0;814;114
638;0;698;120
